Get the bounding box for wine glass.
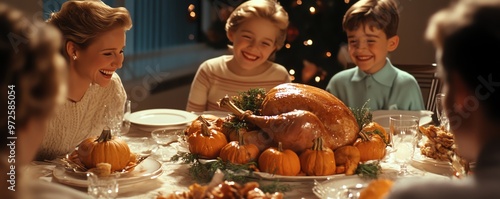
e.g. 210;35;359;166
435;93;449;131
111;100;131;138
390;115;420;177
150;127;184;162
120;100;131;137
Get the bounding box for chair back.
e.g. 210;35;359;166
395;64;442;112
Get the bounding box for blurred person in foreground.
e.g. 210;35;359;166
387;0;500;198
0;2;87;198
36;0;132;160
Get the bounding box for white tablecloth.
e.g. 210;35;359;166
30;124;451;199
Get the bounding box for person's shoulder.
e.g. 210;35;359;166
392;67;418;83
387;178;474;199
202;55;229;65
269;62;288;72
199;55;229;71
107;73;125;90
26;180;90;199
331;67;356;81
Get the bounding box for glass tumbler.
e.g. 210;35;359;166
87;172;120;199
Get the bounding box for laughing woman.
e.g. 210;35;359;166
36;0;132;160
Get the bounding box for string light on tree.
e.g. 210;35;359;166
187;4;196;22
303;39;313;46
309;6;316;14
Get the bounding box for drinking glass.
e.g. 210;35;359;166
150;127;184;161
120;100;131;136
87;172;120;199
111;100;131;138
390;115;420;177
435;93;449;131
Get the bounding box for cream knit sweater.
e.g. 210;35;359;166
36;74;126;160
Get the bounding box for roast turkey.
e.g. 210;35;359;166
219;83;359;153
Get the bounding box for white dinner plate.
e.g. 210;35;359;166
128;109;197;127
410;146;455;176
197;111;232;118
372;110;434;127
312;175;370;199
52;158;163;187
251;172;346;182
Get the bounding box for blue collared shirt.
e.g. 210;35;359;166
326;58;425;111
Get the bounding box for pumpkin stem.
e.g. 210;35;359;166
359;131;370;141
96;127;113;142
358;123;370;141
313;137;323;151
201;122;211;136
198;115;210;127
238;130;245;145
277;142;283;152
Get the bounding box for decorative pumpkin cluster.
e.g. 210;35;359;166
185;115;388;177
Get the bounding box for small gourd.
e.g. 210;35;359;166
188;122;228;159
77;127;131;172
334;145;360;175
299;137;336;176
354;122;387;161
219;131;260;164
258;142;300;176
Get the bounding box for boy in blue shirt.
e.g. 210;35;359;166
325;0;425;111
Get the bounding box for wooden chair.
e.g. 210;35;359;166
395;64;442;113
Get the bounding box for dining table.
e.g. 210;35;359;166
29;112;456;199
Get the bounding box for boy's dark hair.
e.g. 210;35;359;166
343;0;399;38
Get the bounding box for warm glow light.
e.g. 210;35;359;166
290;75;295;81
303;39;313;46
289;69;296;75
309;7;316;14
432;63;437;66
315;76;321;82
326;51;332;57
188;34;195;40
190;11;196;18
188;4;195;11
306;39;313;45
285;43;291;49
296;0;302;5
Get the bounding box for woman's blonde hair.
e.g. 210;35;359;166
225;0;289;52
47;0;132;59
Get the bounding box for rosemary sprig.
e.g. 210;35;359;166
231;88;266;115
171;151;294;193
259;181;293;193
356;161;382;179
350;100;373;130
172;152;254;184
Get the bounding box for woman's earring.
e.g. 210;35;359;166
73;55;77;60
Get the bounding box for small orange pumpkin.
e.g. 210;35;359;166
188;122;228;159
299;137;336;176
77;128;131;172
334;145;360;175
258;142;300;176
219;131;260;164
186;115;223;136
354;122;387;162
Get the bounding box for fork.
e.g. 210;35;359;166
120;154;151;172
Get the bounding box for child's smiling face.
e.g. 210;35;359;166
346;24;399;74
227;17;279;72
